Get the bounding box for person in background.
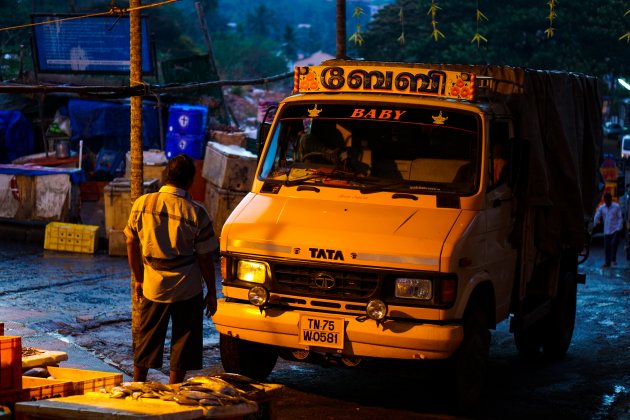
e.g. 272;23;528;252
593;191;623;268
124;154;218;384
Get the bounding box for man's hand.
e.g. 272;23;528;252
204;292;217;318
134;281;144;302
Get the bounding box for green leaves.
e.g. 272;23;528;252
427;0;445;41
621;9;630;42
471;2;488;47
349;7;366;46
546;0;557;38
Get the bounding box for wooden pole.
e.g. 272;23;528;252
336;0;346;59
194;2;217;76
129;0;143;350
194;1;229;124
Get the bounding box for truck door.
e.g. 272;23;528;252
485;119;517;316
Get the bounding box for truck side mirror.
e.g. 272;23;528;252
257;105;278;161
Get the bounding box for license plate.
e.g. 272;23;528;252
298;314;345;350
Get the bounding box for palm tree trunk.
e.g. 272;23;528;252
336;0;346;59
129;0;143;350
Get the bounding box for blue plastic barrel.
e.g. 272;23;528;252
165;133;205;160
167;104;208;136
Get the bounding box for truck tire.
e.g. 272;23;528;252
541;272;577;359
453;306;491;413
219;333;278;380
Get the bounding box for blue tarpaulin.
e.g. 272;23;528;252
0;110;35;164
67;99;162;152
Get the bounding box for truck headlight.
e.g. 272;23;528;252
395;278;432;300
236;260;269;284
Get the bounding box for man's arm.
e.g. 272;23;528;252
126;235;144;301
197;252;217;317
593;205;602;225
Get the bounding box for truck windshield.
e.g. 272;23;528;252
259;102;481;195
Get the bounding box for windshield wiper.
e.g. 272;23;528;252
359;181;413;194
360;181;444;195
284;174;327;186
284;168;363;187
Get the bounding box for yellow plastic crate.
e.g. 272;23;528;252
44;222;99;254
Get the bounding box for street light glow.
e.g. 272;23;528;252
619;78;630;91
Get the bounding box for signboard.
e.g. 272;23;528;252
31;14;154;74
294;65;476;101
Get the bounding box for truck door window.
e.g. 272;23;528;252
489;120;511;188
260;103;481;196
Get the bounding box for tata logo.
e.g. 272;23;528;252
312;272;336;290
309;248;344;261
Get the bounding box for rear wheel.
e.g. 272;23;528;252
453;306;491;413
219;333;278;380
541;272;577;359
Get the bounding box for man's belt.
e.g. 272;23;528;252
143;254;197;271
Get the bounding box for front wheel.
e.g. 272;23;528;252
219;333;278;380
452;306;491;413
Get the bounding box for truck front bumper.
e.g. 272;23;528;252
213;299;464;360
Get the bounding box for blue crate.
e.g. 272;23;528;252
167;104;208;136
165;133;205;160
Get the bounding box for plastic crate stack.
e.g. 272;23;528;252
165;104;208;160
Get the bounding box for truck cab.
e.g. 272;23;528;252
213;62;600;410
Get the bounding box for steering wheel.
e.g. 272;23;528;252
300;152;331;163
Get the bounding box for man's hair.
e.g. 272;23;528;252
163;154;196;189
604;192;612;200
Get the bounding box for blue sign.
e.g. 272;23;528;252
32;14;154;74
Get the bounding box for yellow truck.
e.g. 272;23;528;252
213;61;603;409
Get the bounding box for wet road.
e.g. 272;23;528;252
0;234;628;419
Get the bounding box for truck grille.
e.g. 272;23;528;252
273;264;379;299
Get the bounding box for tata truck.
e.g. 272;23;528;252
212;61;603;409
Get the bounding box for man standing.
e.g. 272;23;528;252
124;154;218;384
593;192;623;268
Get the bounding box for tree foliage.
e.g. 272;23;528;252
359;0;630;77
1;0;627;83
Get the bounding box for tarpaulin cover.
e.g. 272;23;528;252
0;164;85;184
67;99;162;151
327;60;604;254
0;110;35;164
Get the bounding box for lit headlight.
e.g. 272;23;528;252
395;278;432;300
236;260;269;284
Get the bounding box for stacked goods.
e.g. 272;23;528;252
124;149;167;184
0;336;22;400
165;104;208;160
104;178;159;256
202;142;257;233
211;130;247;148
